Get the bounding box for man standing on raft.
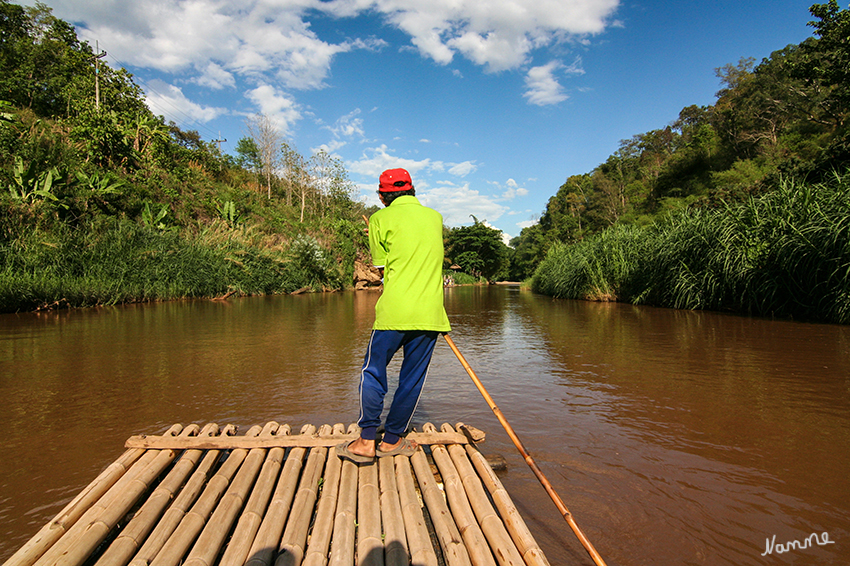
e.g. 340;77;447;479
338;168;451;463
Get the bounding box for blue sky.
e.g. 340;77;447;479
28;0;815;239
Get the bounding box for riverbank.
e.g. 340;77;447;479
531;172;850;325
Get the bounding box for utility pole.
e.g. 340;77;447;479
93;41;107;111
213;132;227;170
213;132;227;153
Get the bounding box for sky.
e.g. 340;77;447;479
24;0;816;239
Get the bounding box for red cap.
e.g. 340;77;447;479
378;168;413;192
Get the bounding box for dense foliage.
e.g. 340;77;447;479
532;173;850;324
514;1;850;287
0;1;371;312
444;218;510;283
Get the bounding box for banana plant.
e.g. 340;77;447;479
216;200;242;226
75;170;125;197
141;201;171;230
8;156;62;205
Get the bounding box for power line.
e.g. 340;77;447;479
93;39;225;143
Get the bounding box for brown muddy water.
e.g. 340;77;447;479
1;285;848;565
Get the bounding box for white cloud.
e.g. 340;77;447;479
516;219;538;230
194;62;236;90
331;109;366;139
523;61;568;106
448;161;478;177
143;79;227;123
52;0;371;92
348;144;442;180
245;85;302;135
323;0;620;72
418;183;507;227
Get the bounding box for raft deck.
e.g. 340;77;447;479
5;422;551;566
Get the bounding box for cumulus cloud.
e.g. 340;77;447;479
53;0;369;92
348;144;442;180
523;61;568;106
448;161;478;177
143;79;227;122
500;178;528;199
418;183;507;227
194;62;236;90
245;85;302;135
324;0;619;72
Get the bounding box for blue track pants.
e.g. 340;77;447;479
358;330;439;439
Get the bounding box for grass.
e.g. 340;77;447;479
0;217;345;313
532;172;850;324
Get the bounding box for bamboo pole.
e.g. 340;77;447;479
439;424;525;566
275;425;333;566
129;425;230;566
183;423;277;566
148;424;250;566
394;456;438;566
409;447;472;566
94;424;206;566
246;425;316;566
356;457;382;566
422;423;495;566
219;424;292;566
125;431;467;450
377;456;408;566
463;442;549;566
54;425;207;566
302;424;346;566
328;425;359;566
443;334;607;566
32;426;181;566
4;427;156;566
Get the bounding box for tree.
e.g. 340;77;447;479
797;0;850;127
244;113;282;199
446;218;509;283
235;137;261;172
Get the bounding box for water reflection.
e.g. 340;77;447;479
1;286;848;565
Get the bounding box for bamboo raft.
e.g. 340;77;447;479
5;422;552;566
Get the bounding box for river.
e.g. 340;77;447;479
1;286;848;565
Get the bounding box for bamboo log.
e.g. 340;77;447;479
129;425;230;566
378;457;407;566
246;425;316;566
357;458;382;566
440;424;525;566
410;445;472;566
394;457;438;566
328;424;360;566
275;425;333;566
32;451;161;566
125;431;468;450
219;424;292;566
463;443;550;566
148;424;250;566
3;436;150;566
302;424;347;566
183;423;277;566
94;424;206;566
422;424;495;566
55;425;206;566
32;425;182;566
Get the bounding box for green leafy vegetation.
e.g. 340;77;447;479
532;173;850;324
0;0;371;312
522;2;850;322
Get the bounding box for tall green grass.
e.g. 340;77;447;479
0;217;345;312
532;172;850;324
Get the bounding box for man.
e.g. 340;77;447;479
337;168;451;463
